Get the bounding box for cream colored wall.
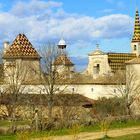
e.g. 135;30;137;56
3;58;41;83
131;42;140;57
86;54;111;78
0;84;122;100
126;64;140;115
56;65;73;73
21;59;41;82
126;64;140;85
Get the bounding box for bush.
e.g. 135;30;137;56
69;123;81;140
92;97;126;118
16;131;30;140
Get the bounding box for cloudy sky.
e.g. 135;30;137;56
0;0;138;71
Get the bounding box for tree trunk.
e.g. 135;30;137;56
11;107;16;133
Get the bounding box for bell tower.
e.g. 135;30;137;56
57;39;66;55
131;6;140;57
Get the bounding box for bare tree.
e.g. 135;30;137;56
39;43;73;120
0;60;29;132
114;67;140;115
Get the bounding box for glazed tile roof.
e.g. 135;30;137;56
132;7;140;43
3;34;40;59
108;53;136;71
53;55;74;66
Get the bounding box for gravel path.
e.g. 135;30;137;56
33;126;140;140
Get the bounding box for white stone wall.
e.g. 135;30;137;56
0;84;123;100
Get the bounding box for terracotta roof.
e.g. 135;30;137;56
3;34;40;59
53;55;74;66
125;57;140;64
132;7;140;43
108;53;136;71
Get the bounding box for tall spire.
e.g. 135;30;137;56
132;7;140;42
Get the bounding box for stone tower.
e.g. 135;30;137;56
53;39;74;76
131;7;140;57
3;34;41;83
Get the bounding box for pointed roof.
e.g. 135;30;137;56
53;55;74;66
89;45;105;56
89;49;105;56
3;34;40;59
132;7;140;43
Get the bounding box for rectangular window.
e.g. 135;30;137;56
93;64;100;74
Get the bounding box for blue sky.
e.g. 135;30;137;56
0;0;139;71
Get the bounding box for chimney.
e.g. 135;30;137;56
3;41;10;54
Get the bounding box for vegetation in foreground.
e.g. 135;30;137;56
0;119;140;140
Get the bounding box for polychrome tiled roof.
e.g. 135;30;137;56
132;7;140;43
3;34;40;59
108;53;136;71
53;55;74;66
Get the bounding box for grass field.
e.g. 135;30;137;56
0;120;30;127
0;119;140;140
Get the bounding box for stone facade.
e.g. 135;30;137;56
85;47;111;78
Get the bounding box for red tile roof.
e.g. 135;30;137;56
53;55;74;66
3;34;40;59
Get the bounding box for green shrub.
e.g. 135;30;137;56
69;124;81;140
16;131;30;140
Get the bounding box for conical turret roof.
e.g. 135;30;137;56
132;7;140;43
3;34;40;59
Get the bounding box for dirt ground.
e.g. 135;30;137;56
33;126;140;140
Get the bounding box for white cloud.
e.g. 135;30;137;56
11;0;62;17
0;0;134;55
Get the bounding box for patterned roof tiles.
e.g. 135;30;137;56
53;55;74;66
132;7;140;43
3;34;40;59
108;53;136;71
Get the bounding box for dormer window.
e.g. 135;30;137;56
134;45;137;51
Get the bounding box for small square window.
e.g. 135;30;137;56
72;88;74;92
